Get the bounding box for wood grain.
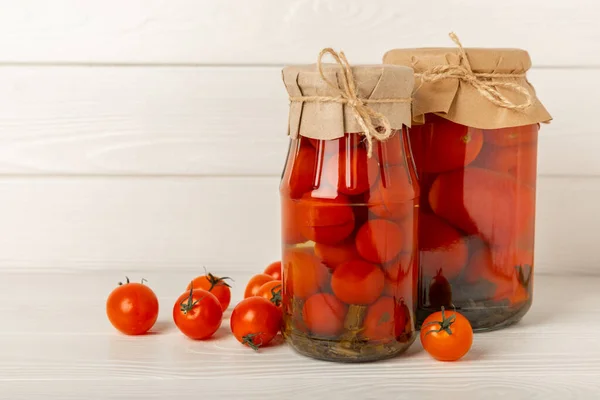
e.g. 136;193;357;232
0;272;598;399
0;177;281;272
0;176;597;275
0;0;597;66
0;66;592;176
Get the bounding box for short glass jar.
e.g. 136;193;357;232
280;60;417;361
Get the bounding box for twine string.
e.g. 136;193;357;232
415;32;533;111
289;48;411;157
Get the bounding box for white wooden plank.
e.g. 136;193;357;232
0;175;596;275
0;0;597;67
0;67;594;176
0;272;598;399
0;177;282;272
3;377;599;400
0;66;287;176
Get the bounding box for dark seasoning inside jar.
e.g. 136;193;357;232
280;51;418;362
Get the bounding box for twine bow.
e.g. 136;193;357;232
416;32;533;111
289;48;411;157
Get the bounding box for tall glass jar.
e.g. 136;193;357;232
280;61;417;361
384;42;552;331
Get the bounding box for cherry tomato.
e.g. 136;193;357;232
106;277;159;335
230;296;282;350
244;274;275;298
186;272;232;311
264;261;282;280
298;193;355;245
367;165;415;221
363;297;409;341
331;260;385;305
314;239;359;270
420;307;473;361
302;293;347;337
465;244;530;305
409;118;484;173
355;219;404;264
471;142;537;187
257;280;282;307
283;248;329;299
173;285;223;340
281;140;316;199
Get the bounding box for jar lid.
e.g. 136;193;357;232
383;36;552;129
282;60;414;143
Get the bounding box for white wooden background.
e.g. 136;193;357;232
1;1;600;398
0;0;598;275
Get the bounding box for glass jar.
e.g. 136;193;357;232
408;116;537;331
384;41;551;331
280;130;419;362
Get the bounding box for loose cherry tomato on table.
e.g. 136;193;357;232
257;280;282;307
230;296;282;351
244;274;275;298
264;261;282;280
173;284;223;340
420;307;473;361
106;277;159;335
186;271;232;311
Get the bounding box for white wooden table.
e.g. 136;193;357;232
1;271;598;399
